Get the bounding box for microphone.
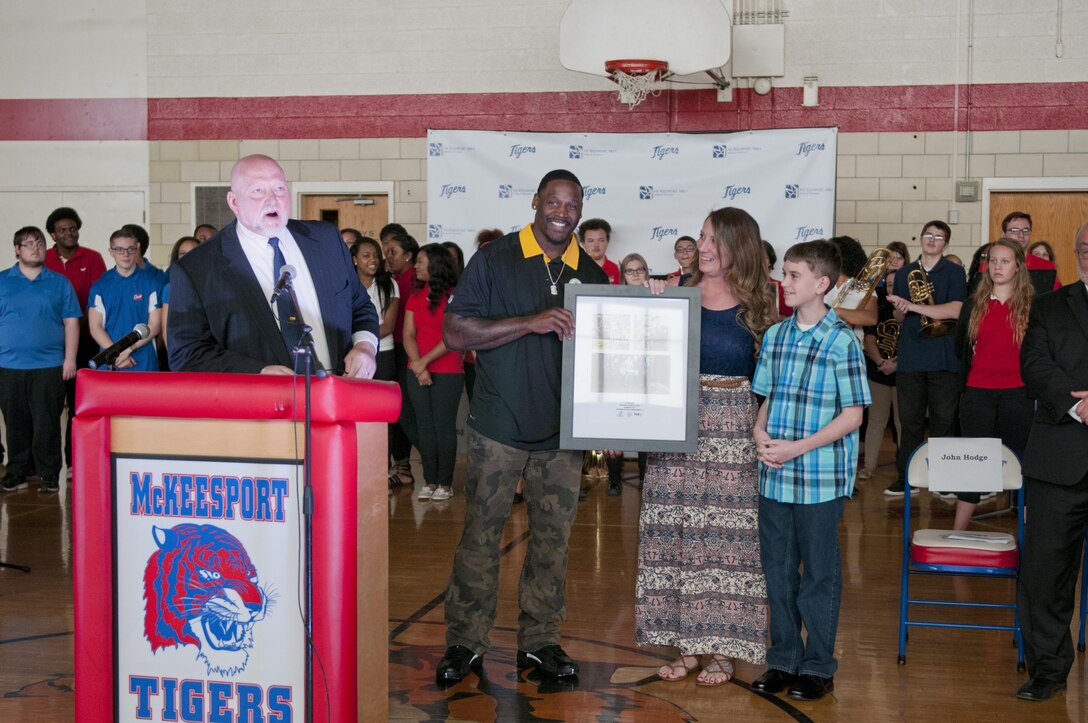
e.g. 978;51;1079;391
270;264;296;302
89;323;151;369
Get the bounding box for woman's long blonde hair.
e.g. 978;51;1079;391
686;207;776;347
967;238;1034;346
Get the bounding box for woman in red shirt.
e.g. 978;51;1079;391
951;238;1035;529
404;243;463;502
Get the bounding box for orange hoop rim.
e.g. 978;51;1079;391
605;59;669;77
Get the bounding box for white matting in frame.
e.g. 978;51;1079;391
561;284;701;453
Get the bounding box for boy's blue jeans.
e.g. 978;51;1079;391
758;495;845;679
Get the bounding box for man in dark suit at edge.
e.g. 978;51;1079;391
1016;219;1088;702
168;155;378;376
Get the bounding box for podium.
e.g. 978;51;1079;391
72;370;399;723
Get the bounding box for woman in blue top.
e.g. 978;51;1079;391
635;207;776;685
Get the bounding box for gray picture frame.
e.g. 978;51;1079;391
560;284;701;453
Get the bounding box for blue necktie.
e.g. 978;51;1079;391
268;236;303;353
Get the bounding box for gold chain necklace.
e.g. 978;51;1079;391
543;256;566;295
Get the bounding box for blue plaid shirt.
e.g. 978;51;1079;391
752;307;871;504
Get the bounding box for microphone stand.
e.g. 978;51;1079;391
280;282;323;723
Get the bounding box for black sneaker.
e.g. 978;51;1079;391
883;481;917;498
606;479;622;496
517;644;578;678
39;479;60;494
0;477;28;492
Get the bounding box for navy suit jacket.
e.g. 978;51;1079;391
167;219;378;374
1020;281;1088;485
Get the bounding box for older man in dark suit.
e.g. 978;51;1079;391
168;155;378;376
1016;219;1088;702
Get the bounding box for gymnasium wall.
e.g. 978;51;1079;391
1;1;1086;264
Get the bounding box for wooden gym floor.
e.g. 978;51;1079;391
2;441;1086;722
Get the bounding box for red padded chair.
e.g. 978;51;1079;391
897;441;1025;671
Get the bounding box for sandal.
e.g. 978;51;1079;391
696;655;734;686
657;655;699;681
390;463;414;487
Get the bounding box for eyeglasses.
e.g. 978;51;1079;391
18;240;46;249
921;233;946;242
623;267;648;276
1005;227;1031;235
111;247;138;255
674;247;696;255
1075;248;1088;258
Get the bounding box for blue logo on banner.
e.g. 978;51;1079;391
785;184;799;199
429;225;442;239
498;184;512;199
569;145;583;159
651;145;680;160
796;141;826;157
795;225;825;241
721;184;752;200
508;144;536;159
440;184;466;199
712;145;727;158
428;142;443;157
583;186;606;199
651;226;678;242
639;186;654;200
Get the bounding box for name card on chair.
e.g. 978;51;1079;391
928;437;1003;493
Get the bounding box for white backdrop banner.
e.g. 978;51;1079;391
426;128;837;277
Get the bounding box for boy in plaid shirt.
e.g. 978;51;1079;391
749;239;871;701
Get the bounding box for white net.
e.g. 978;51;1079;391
611;69;664;109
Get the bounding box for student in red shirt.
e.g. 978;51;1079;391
578;218;620;284
405;243;464;502
950;238;1035;529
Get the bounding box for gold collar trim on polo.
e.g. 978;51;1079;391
518;225;581;270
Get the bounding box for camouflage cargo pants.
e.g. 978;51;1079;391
444;427;582;653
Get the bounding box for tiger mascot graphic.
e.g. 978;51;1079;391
143;523;269;676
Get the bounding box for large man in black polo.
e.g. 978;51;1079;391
435;169;607;683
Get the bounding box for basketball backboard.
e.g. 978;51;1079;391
559;0;732;78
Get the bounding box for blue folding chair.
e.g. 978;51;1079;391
1079;531;1088;653
897;441;1025;671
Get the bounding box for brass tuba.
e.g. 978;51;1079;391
832;248;890;310
906;266;955;338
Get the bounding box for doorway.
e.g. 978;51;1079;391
300;194;390;241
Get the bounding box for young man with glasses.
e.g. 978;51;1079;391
0;227;81;494
999;211;1060;293
87;228;163;372
883;220;967;497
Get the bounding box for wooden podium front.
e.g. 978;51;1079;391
72;371;399;723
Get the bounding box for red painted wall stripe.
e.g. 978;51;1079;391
1;82;1086;141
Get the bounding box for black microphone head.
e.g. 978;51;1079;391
133;323;151;340
282;264;296;280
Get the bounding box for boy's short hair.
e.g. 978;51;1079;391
784;240;842;289
578;218;611;241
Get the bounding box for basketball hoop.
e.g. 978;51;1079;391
605;59;669;109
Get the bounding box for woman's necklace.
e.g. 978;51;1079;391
543;256;566;295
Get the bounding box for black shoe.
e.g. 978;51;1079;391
0;477;28;493
435;645;482;683
39;479;59;494
787;674;834;700
606;480;622;496
751;668;798;694
517;644;578;678
1016;676;1066;701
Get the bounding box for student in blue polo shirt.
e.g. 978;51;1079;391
750;239;871;702
87;228;162;371
0;226;81;494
